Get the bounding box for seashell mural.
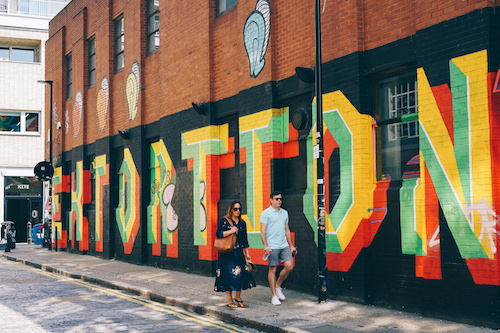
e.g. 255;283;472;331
243;0;270;78
73;90;82;138
97;76;109;131
126;61;140;121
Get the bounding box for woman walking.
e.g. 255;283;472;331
214;201;255;308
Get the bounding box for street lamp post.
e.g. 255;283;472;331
37;80;53;250
314;0;327;303
295;0;327;303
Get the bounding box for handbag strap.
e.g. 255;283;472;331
226;218;235;228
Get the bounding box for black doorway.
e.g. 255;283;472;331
5;197;41;242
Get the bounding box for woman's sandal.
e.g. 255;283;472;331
234;299;246;308
226;302;238;308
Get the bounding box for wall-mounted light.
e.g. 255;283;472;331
119;129;131;140
292;108;309;131
192;102;208;115
295;67;314;84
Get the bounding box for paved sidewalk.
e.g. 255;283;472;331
2;244;495;333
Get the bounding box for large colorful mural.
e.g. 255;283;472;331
44;1;500;324
51;48;500;284
48;49;500;332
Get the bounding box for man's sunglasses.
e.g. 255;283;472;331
233;207;241;211
273;197;282;201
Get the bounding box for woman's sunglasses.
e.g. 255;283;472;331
233;207;241;211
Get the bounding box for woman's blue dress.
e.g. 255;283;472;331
214;218;256;292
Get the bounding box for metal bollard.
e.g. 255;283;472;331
55;226;58;252
27;222;32;244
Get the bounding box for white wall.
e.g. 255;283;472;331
0;22;48;223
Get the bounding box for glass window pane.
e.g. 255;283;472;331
89;38;95;54
11;48;35;62
0;47;9;61
117;18;124;35
0;113;21;132
148;0;159;14
89;70;96;86
116;53;124;71
227;0;237;8
115;35;124;53
25;113;39;132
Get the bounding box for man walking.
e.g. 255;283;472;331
260;191;297;305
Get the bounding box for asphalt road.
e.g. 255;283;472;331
0;258;262;333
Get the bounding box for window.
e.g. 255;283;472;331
0;46;37;62
66;53;72;99
0;47;8;60
114;16;124;72
375;72;419;181
88;37;96;87
217;0;237;15
146;0;159;54
0;111;40;134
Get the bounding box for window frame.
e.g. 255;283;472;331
114;15;125;72
0;110;40;135
146;0;160;54
0;45;38;63
373;69;419;182
88;36;96;88
66;53;72;99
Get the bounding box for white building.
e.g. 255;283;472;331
0;0;69;242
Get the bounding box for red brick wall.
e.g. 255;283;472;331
46;0;496;151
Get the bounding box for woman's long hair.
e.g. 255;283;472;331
224;200;242;220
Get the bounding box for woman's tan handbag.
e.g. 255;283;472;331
214;219;236;253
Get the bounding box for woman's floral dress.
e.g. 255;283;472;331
214;218;256;292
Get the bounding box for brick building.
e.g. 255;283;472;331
45;0;500;327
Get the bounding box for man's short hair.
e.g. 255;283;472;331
270;190;282;199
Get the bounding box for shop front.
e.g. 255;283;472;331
4;176;42;242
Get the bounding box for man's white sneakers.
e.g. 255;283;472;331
275;287;286;301
271;295;281;305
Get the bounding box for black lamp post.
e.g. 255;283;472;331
295;0;327;303
314;0;327;303
37;80;53;250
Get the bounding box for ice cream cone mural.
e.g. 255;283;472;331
97;77;109;131
126;61;140;121
73;90;82;138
